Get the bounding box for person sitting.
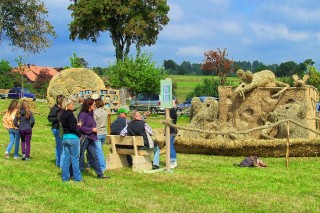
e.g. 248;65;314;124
110;108;132;166
120;110;160;170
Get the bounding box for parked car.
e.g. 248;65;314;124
8;87;36;101
129;93;176;113
177;96;219;116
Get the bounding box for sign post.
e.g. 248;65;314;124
160;78;173;172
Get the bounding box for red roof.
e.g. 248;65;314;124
12;64;59;82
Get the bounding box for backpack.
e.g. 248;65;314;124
234;156;267;167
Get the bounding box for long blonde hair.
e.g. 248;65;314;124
16;100;31;119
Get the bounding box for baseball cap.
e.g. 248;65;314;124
118;108;129;114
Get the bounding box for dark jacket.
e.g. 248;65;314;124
127;120;149;148
13;108;35;130
110;116;127;135
59;109;82;138
78;111;97;141
47;104;62;129
170;107;178;135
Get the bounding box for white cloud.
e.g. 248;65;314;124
176;46;206;57
251;23;309;42
168;3;183;21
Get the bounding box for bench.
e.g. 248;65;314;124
106;135;153;172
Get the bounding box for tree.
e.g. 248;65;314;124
0;59;17;88
0;0;56;54
107;52;165;96
69;52;88;68
275;61;306;77
68;0;170;62
163;60;178;75
32;68;52;98
201;48;236;85
307;65;320;92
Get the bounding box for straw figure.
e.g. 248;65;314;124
292;74;309;87
234;69;289;100
46;68;106;107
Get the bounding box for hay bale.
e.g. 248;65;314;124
46;68;106;107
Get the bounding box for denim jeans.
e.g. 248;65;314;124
80;138;103;176
61;138;82;181
6;128;20;157
95;134;106;172
153;145;160;166
170;135;176;162
20;129;32;158
52;128;62;167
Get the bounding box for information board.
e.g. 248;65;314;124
160;78;173;109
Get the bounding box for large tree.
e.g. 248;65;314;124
201;48;236;85
0;0;56;54
68;0;170;62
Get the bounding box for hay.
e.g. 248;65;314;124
46;68;106;107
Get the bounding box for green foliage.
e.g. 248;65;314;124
307;66;320;92
107;52;165;95
0;60;16;88
186;78;231;100
278;76;294;87
275;61;306;77
31;69;52;98
0;0;56;53
68;0;170;62
69;52;88;68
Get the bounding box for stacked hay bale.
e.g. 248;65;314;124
46;68;106;107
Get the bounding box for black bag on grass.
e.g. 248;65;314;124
234;156;267;167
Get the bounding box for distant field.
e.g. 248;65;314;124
168;75;240;102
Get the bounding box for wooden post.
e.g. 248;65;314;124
286;121;290;167
165;108;171;172
107;114;112;134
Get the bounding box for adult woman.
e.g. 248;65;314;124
48;95;65;167
78;98;110;179
59;98;83;182
93;98;107;172
3;100;20;159
13;100;35;160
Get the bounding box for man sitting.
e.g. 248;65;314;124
120;110;160;170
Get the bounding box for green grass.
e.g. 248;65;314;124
0;99;319;212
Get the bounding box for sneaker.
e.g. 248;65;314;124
25;158;30;161
152;165;160;170
97;175;111;179
21;154;26;160
4;151;9;159
14;156;21;159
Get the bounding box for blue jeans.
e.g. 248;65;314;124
95;134;106;172
153;145;160;166
170;135;176;162
52;128;62;167
61;138;82;181
6;128;20;157
80;138;103;176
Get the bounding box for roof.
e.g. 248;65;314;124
12;64;60;82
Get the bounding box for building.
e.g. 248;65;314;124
12;64;60;82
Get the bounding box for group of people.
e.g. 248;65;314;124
3;99;35;161
3;95;178;183
48;95;110;182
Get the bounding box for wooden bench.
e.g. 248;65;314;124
106;135;153;172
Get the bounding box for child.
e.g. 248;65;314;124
14;100;35;160
3;100;20;159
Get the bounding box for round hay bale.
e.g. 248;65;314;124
46;68;106;107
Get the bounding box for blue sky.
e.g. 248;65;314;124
1;0;320;69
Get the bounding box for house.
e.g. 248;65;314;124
12;64;60;82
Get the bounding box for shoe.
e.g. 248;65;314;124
14;156;21;159
170;161;177;169
4;151;9;159
25;158;30;161
21;154;26;160
97;175;111;179
152;165;159;170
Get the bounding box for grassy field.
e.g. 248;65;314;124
169;75;240;102
0;99;319;212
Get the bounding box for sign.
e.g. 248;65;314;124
160;78;173;109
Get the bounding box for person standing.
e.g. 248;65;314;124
169;102;178;168
3;100;20;159
59;98;83;182
48;94;65;167
13;100;35;161
78;98;110;179
93;98;107;172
